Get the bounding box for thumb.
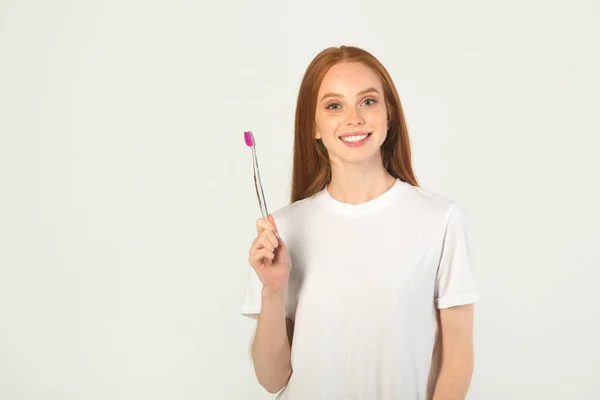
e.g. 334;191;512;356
268;214;280;239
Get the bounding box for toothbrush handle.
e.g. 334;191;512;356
252;147;269;218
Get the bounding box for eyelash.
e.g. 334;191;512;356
326;98;378;110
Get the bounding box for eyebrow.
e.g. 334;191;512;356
319;87;381;102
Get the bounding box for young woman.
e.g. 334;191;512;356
241;45;479;400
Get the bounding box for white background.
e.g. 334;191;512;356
1;0;599;399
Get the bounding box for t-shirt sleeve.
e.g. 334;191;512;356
240;260;297;321
434;202;480;309
240;262;264;319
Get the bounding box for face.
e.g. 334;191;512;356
314;61;388;167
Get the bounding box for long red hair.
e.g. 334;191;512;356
290;45;419;203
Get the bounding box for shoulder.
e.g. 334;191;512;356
404;183;468;226
268;194;320;238
405;183;456;212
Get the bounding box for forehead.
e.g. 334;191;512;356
318;62;383;95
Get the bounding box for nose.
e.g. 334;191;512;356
346;105;365;126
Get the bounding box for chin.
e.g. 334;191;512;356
338;150;383;165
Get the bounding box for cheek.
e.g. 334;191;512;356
367;107;388;121
368;110;389;132
326;117;344;130
315;114;344;136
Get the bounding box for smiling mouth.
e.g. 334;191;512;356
340;133;372;143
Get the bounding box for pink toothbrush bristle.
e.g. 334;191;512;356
244;131;254;147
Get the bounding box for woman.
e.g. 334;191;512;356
241;45;479;400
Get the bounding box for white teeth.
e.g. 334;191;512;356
341;134;368;143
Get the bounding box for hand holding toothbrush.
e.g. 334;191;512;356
244;131;291;296
248;215;291;296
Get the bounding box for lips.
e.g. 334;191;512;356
339;132;372;143
339;131;371;138
338;132;373;147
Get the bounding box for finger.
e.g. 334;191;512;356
261;248;275;264
249;248;274;267
268;214;281;239
250;235;275;254
256;217;276;235
249;238;257;255
259;229;279;249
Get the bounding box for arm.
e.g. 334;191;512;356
250;287;294;394
432;303;475;400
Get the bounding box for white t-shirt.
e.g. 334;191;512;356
240;179;479;399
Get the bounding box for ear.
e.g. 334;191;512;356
314;130;322;140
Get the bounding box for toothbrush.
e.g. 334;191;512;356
244;131;269;218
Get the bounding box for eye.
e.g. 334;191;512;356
326;103;341;110
363;98;378;106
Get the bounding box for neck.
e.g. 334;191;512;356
327;159;396;205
